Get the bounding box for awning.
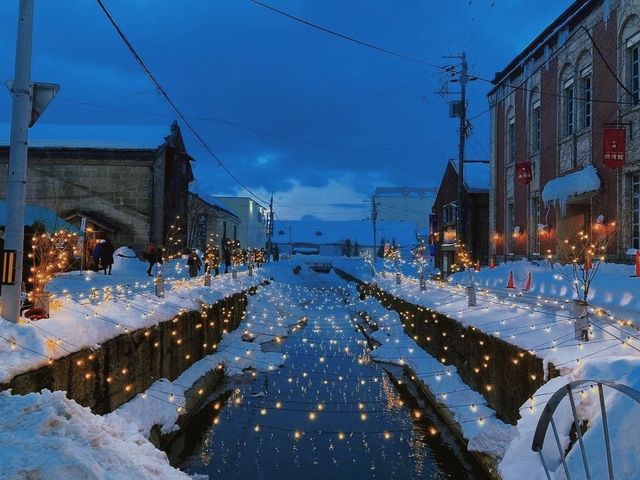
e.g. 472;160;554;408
541;165;600;205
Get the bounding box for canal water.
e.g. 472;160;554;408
178;278;485;479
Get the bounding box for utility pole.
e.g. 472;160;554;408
267;193;274;262
2;1;35;323
371;195;378;259
443;52;469;254
2;1;58;322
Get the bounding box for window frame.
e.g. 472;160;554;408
531;99;541;154
579;66;592;130
507;116;516;165
562;78;575;138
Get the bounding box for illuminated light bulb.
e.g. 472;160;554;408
294;431;302;440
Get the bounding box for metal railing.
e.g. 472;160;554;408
531;380;640;480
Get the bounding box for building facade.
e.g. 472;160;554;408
214;197;268;248
489;0;640;261
0;122;194;253
373;187;437;232
187;194;241;251
432;160;489;276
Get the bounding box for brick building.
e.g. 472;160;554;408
489;0;640;260
432;160;489;276
0;122;194;253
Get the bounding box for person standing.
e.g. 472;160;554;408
144;242;163;276
100;238;115;275
186;249;202;278
92;240;104;272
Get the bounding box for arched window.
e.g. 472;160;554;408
560;64;575;137
576;51;592;130
506;106;515;164
620;15;640;107
530;88;541;154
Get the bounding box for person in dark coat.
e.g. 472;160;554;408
222;238;232;274
186;249;202;278
144;242;164;276
273;244;280;262
92;240;104;272
100;239;115;275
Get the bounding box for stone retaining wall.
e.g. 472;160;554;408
337;270;552;424
1;286;259;414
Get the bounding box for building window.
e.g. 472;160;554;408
507;116;516;164
562;79;574;137
531;100;541;153
579;67;592;129
633;173;640;249
630;41;640;106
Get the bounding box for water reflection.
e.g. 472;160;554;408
178;285;484;479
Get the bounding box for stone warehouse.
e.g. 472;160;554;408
488;0;640;260
0;122;194;253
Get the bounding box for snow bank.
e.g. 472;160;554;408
541;165;600;205
0;389;190;480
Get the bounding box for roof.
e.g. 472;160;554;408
373;186;438;198
490;0;594;90
190;193;240;219
0;200;77;232
0;123;172;149
273;220;419;247
449;159;490;193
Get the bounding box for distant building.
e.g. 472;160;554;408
187;193;240;251
0;122;194;253
214;197;268;248
373;186;436;232
274;219;418;257
488;0;639;260
432;160;489;276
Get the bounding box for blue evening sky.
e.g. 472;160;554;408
0;0;571;220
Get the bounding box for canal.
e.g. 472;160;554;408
176;276;486;479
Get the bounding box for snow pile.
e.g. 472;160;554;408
352;296;516;460
0;389;190;480
541;165;600;205
499;357;640;480
112;282;307;437
0;260;265;383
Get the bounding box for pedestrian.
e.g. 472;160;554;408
273;244;280;262
186;249;202;278
100;238;115;275
92;239;104;272
144;242;163;276
222;238;232;274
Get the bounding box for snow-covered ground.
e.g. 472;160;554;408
334;256;640;479
0;248;265;383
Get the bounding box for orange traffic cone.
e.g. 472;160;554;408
506;270;516;289
489;257;495;270
475;261;480;272
523;272;532;291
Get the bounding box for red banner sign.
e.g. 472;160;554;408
603;127;626;169
515;162;533;185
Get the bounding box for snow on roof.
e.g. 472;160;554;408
206;196;240;218
541;165;600;204
0;123;171;149
273;220;418;247
0;200;77;232
449;160;490;193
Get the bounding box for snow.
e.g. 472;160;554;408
541;165;600;206
0;254;265;383
0;199;77;232
0;389;190;480
0;123;171;149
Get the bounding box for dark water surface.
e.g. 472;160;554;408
178;284;485;479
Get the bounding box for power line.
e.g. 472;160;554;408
95;0;269;206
